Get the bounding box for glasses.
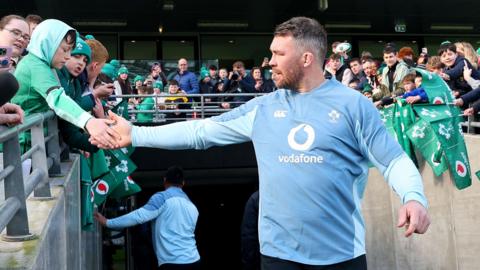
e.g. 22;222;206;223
3;28;30;42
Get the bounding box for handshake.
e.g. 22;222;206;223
86;111;132;149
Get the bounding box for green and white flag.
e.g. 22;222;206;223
415;68;455;104
110;176;142;199
379;105;396;139
406;119;448;176
393;101;417;165
80;155;94;231
430;117;471;189
91;149;137;205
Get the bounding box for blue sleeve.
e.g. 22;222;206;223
131;96;265;149
190;73;199;94
461;87;480;104
417;88;428;102
106;193;166;229
353;96;428;208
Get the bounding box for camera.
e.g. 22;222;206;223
0;47;12;68
231;71;240;81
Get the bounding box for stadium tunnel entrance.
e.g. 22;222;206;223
100;142;259;270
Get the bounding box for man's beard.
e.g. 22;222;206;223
273;65;304;91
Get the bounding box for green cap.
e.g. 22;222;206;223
85;34;95;40
362;84;373;93
476;48;480;55
200;67;209;80
110;59;120;68
134;75;144;83
153;81;163;89
101;63;116;80
117;66;128;76
71;37;91;64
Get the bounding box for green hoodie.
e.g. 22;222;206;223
11;19;92;129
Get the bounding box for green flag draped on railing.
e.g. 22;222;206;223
80;155;95;231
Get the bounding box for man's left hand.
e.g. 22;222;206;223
397;200;430;237
94;212;108;226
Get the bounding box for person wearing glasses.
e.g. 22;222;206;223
0;14;30;71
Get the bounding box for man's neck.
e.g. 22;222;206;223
297;67;326;93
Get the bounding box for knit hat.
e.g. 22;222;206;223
476;48;480;55
110;59;120;69
101;63;116;80
117;66;128;76
134;75;144;83
200;67;209;80
71;37;91;64
153;81;163;89
362;84;373;93
85;34;95;40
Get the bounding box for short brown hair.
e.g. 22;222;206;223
85;39;109;63
25;14;42;24
0;14;26;30
232;61;244;69
138;85;153;94
402;73;416;84
274;17;327;64
426;56;443;71
398;47;414;59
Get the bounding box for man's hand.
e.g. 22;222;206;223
397;200;430;237
94;212;108;226
463;107;475;116
454;98;464;107
93;83;115;99
0;103;24;125
85;118;120;149
90;111;132;148
463;60;472;80
92;98;106;119
406;95;421;104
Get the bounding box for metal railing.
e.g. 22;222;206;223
111;93;266;123
0;110;61;241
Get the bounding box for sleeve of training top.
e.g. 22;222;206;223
353;96;428;208
31;65;92;129
107;193;166;229
131;96;262;149
460;87;480;104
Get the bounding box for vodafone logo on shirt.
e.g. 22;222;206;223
287;124;315;151
279;123;323;164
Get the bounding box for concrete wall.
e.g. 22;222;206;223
0;155;102;270
363;134;480;270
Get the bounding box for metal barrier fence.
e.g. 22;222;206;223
0;110;61;241
112;93;265;123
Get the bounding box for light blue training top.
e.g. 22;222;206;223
107;186;200;266
131;79;427;265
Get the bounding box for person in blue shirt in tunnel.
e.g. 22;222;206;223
95;166;200;269
92;16;430;270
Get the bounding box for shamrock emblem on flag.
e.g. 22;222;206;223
115;160;129;173
105;156;112;167
438;123;453;140
411;125;426;139
421;108;437;118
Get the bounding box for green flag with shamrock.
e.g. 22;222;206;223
414;104;471;189
92;149;137;205
415;68;455;105
379;105;396;138
80;155;94;231
110;176;142;199
406;119;448;176
392;101;418;165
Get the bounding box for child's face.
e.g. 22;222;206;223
364;92;372;98
440;50;457;67
403;81;415;92
119;73;128;80
52;39;73;69
65;54;87;77
135;80;143;88
219;69;228;79
414;77;422;88
169;85;179;94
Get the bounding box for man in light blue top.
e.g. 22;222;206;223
94;17;430;270
95;166;200;269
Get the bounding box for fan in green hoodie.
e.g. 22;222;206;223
56;36;100;153
11;19;118;148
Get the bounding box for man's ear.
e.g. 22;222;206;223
303;52;314;67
